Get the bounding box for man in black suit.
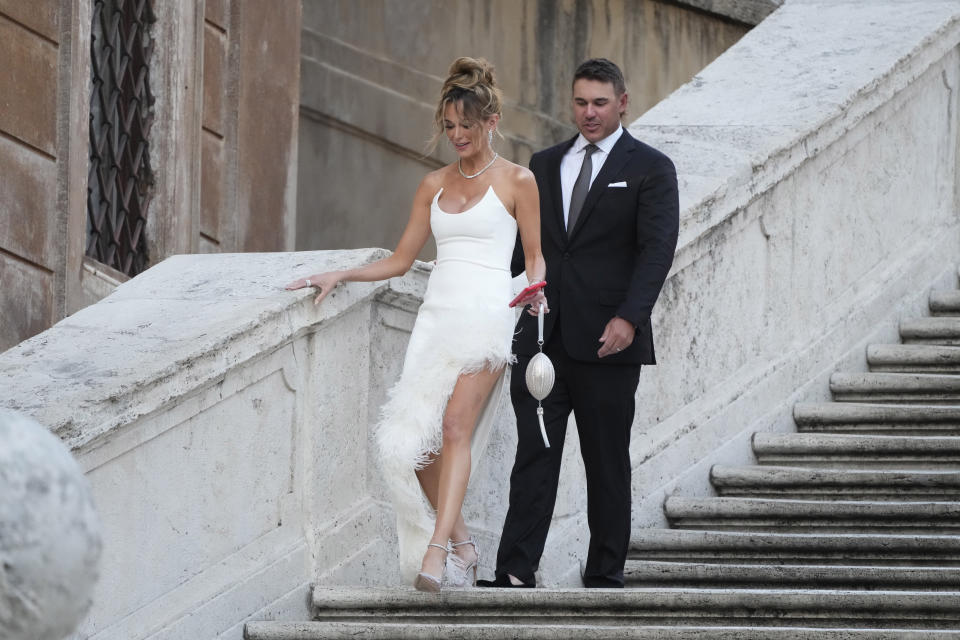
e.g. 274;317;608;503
481;59;679;588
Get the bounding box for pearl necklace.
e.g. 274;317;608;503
459;153;499;179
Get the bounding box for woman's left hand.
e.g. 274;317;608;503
525;290;549;316
285;272;342;306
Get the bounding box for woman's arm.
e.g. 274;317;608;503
286;174;438;305
513;167;548;314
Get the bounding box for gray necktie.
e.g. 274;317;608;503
567;144;598;236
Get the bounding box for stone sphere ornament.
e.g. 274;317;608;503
0;409;102;640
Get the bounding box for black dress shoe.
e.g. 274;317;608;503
476;574;535;588
582;576;624;588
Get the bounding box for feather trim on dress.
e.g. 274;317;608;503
375;308;514;581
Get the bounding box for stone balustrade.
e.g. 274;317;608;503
624;0;960;526
0;249;576;639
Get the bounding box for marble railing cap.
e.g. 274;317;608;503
629;0;960;261
0;249;429;452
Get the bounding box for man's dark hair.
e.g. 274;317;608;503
573;58;626;96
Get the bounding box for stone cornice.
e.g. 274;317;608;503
668;0;784;25
0;248;430;453
630;0;960;276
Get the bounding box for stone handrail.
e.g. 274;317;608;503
0;249;419;452
625;0;960;525
674;0;784;25
0;248;582;637
0;249;450;637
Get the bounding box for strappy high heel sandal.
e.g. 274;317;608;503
413;542;450;593
446;537;479;587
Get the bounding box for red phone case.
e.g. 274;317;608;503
508;281;546;308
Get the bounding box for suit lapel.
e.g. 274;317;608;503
568;131;636;241
544;137;576;247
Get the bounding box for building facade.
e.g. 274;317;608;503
0;0;301;353
297;0;753;258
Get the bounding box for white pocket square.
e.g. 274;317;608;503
608;181;627;188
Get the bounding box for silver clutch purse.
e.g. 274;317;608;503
524;303;554;447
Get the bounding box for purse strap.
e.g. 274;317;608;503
536;302;550;448
537;303;545;349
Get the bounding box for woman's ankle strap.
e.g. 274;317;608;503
450;537;476;548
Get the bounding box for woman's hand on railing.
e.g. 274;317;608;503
285;272;342;306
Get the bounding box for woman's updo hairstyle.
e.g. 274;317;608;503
428;57;503;153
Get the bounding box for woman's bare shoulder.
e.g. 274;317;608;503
498;160;535;186
421;164;456;192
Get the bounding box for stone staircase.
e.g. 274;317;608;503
245;287;960;639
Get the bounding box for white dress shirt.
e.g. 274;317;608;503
560;124;624;230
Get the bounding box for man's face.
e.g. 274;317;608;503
572;78;627;143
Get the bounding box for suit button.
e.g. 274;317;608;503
563;252;571;260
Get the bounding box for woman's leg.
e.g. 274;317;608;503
418;366;503;578
416;456;472;543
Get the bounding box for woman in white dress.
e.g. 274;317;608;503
286;57;547;592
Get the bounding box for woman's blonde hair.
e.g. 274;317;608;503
427;57;503;153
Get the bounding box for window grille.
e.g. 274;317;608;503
86;0;155;277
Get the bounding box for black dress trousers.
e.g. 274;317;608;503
496;325;641;587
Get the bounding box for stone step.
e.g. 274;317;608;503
752;433;960;468
868;344;960;373
245;621;960;639
793;402;960;435
930;290;960;316
629;529;960;565
244;621;960;639
710;465;960;499
624;559;960;590
900;317;960;345
664;497;960;533
829;372;960;404
269;587;960;631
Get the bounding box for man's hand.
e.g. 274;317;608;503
597;316;635;358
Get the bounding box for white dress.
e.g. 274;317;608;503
376;185;518;581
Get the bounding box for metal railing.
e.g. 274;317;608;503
86;0;155;278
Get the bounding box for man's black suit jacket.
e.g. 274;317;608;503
512;130;679;364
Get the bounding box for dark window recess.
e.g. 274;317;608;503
86;0;156;278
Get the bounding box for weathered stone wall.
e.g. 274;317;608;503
672;0;783;25
0;250;514;638
297;0;750;258
625;0;960;526
147;0;301;260
199;1;232;252
0;244;592;635
195;0;302;256
0;1;84;352
0;0;301;354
